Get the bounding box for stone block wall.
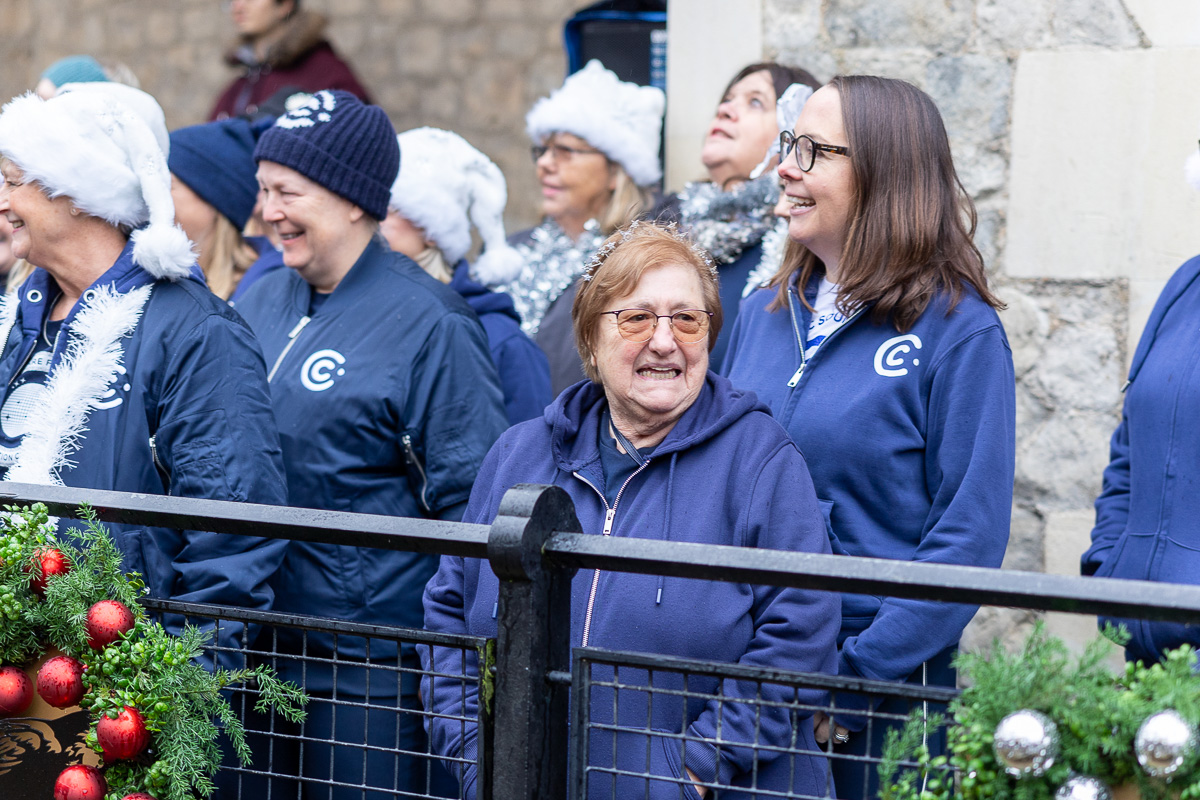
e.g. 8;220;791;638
759;0;1200;652
0;0;584;231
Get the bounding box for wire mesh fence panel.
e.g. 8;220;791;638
569;648;959;800
144;599;488;800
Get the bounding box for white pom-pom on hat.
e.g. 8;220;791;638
525;60;665;187
0;90;194;281
389;128;524;285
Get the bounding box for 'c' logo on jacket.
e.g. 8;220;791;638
873;335;923;377
301;349;346;392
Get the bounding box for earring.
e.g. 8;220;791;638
69;207;80;217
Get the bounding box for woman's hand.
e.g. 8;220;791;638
686;767;708;798
813;711;850;746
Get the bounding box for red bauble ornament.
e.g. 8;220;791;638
86;599;135;649
36;655;86;708
27;547;70;596
53;765;107;800
0;665;34;716
97;705;150;761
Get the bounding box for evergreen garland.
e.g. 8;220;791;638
881;624;1200;800
0;503;307;800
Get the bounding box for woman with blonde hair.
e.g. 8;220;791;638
496;59;664;393
168;117;283;301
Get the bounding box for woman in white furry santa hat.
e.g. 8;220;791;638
496;60;665;394
0;87;288;661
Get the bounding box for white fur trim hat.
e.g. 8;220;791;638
0;91;193;281
390;128;524;285
55;81;172;159
525;59;665;187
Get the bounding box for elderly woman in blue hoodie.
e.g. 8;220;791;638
382;127;552;425
423;222;840;799
723;75;1015;799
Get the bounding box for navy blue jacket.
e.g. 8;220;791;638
723;276;1015;724
0;243;289;659
422;374;840;799
1083;255;1200;662
236;238;508;692
448;260;552;425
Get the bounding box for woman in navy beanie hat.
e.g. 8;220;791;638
169;117;284;300
253;89;399;220
235;88;505;799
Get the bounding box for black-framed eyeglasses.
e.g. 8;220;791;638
531;142;604;163
601;308;713;344
779;131;850;172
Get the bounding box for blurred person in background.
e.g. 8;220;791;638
384;126;552;425
34;55;108;99
210;0;370;120
169;117;284;301
656;62;821;370
495;60;663;394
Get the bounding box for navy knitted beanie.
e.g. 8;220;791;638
169;118;259;229
253;90;399;220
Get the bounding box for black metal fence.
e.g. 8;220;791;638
4;481;1200;800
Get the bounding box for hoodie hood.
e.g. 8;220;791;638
544;372;768;474
226;10;329;69
449;260;521;324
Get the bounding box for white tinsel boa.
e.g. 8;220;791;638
3;284;151;485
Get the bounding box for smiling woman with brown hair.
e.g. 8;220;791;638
724;75;1015;800
495;60;664;395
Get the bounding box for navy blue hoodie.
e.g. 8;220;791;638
448;259;552;425
1083;254;1200;662
422;374;840;799
724;276;1015;724
0;242;289;663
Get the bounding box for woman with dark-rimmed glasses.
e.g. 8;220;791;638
723;75;1016;800
424;221;840;800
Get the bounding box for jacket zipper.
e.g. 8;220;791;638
574;460;651;647
401;433;432;515
267;315;311;383
148;435;169;484
785;286;864;388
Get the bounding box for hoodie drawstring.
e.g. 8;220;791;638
656;453;678;605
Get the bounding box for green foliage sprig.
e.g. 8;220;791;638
0;503;308;800
880;623;1200;800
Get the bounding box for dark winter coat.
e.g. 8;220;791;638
0;242;289;661
235;238;508;694
422;374;840;799
448;259;552;425
209;11;371;121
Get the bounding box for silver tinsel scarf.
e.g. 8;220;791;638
496;218;605;337
677;171;779;267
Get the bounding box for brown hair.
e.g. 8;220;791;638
199;214;258;301
573;223;722;383
768;75;1003;331
721;62;822;104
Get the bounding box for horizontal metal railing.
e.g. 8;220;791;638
2;480;1195;800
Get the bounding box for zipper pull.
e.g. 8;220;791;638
288;315;311;339
787;362;805;387
602;507;616;536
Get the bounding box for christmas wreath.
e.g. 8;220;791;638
0;503;307;800
881;624;1200;800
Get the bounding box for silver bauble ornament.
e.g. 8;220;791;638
1136;709;1197;779
1055;775;1113;800
993;709;1059;777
